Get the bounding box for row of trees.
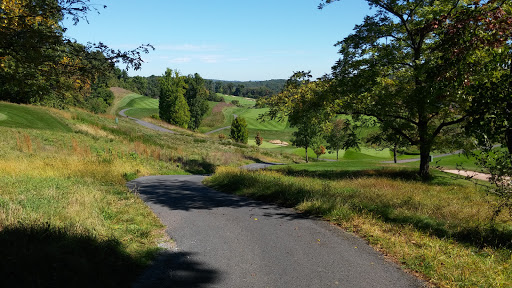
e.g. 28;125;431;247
0;0;152;110
158;69;210;130
264;0;512;180
108;76;287;100
209;79;286;98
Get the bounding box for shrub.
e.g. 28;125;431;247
313;145;326;159
86;98;108;114
255;132;263;146
230;117;248;144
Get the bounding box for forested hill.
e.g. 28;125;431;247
116;74;287;100
208;79;287;98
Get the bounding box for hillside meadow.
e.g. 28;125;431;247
5;88;508;287
0;100;294;287
206;165;512;288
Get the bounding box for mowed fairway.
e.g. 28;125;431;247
0;102;71;132
116;93;159;119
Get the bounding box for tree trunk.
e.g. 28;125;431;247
419;143;431;180
305;146;309;163
505;127;512;154
336;150;339;160
417;118;432;180
393;144;397;164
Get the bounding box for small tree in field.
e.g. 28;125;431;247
255;132;263;146
261;71;332;163
230;117;248;144
313;144;326;160
325;118;360;160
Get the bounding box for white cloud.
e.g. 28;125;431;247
169;57;192;63
155;44;220;52
200;55;223;63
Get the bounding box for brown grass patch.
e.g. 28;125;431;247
212;102;234;113
74;124;115;139
109;87;133;99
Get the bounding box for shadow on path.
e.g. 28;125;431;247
128;176;299;217
132;251;220;288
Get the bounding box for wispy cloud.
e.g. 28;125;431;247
169;57;192;63
227;57;249;62
155;44;220;52
200;55;223;63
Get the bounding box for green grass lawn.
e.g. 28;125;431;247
117;94;159;119
115;93;159;117
0;102;72;132
220;94;256;107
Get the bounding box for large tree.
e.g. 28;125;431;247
159;69;190;128
184;73;210;131
0;0;152;106
319;0;512;179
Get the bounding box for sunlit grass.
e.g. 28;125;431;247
205;167;512;287
0;102;72;132
0;100;294;286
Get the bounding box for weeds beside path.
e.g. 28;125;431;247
129;175;424;288
206;167;512;287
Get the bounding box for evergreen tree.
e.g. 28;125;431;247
184;73;209;130
171;93;191;129
230;117;248;144
159;69;190;128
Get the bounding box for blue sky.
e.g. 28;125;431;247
64;0;370;81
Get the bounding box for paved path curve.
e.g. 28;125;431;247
129;175;425;288
204;114;237;135
119;109;176;134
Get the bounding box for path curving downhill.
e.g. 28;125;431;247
204;114;237;135
129;175;425;288
119;108;176;134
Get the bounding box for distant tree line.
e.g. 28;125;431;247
112;76;287;100
206;79;286;99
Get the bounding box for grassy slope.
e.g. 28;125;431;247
0;97;294;286
0;102;72;132
207;95;425;163
221;94;257;106
206;165;512;287
114;92;159;119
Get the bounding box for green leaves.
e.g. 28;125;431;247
158;69;190;128
230;117;248;144
322;0;512;178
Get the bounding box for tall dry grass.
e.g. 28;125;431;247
205;167;512;287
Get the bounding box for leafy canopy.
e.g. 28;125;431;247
319;0;512;178
0;0;153;106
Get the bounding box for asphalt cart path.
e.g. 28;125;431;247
129;175;425;288
119;108;176;134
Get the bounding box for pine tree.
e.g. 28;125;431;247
230;117;248;144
